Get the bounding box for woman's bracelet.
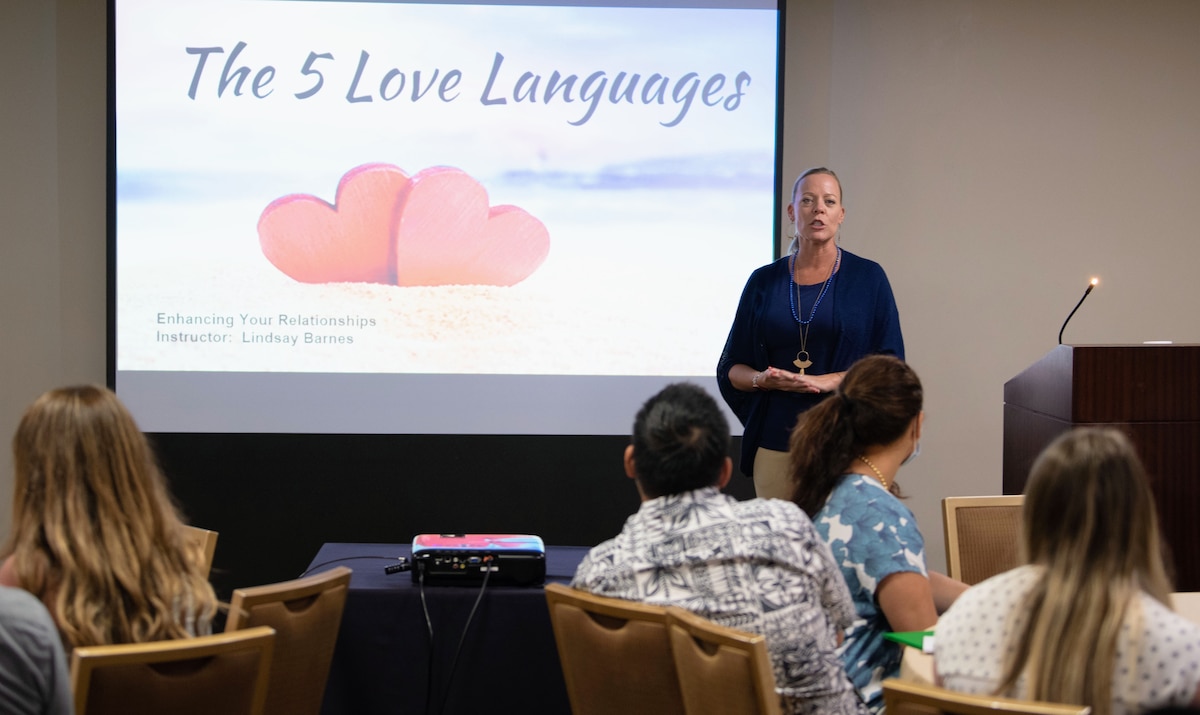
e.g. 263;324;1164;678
752;371;764;390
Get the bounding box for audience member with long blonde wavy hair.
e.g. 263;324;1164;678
0;385;217;649
935;427;1200;715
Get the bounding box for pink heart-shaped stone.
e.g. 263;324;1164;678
392;167;549;287
459;205;551;287
258;163;411;284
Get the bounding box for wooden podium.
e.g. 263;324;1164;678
1003;344;1200;590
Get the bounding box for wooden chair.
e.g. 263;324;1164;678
943;495;1024;585
1172;591;1200;626
71;625;276;715
882;678;1091;714
665;606;781;715
183;524;219;578
544;583;685;715
224;566;352;715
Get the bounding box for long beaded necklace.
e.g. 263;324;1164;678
788;247;841;375
858;454;891;491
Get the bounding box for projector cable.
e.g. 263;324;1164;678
418;563;437;715
297;554;407;579
436;555;494;715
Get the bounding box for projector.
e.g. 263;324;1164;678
411;534;546;587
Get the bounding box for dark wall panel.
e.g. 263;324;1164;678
154;433;753;597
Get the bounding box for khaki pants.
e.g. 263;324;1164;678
752;447;794;501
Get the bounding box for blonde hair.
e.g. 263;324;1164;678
790;166;843;204
2;385;217;648
997;427;1173;715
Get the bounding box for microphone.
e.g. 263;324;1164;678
1058;278;1099;345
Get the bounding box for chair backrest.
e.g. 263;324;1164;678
1171;591;1200;626
665;606;781;715
881;678;1091;715
183;525;219;579
71;625;276;715
224;566;352;715
943;495;1024;585
544;583;685;715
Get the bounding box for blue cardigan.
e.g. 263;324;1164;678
716;250;904;476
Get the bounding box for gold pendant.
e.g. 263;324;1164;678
793;351;812;375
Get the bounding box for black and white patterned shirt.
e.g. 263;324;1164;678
572;487;868;715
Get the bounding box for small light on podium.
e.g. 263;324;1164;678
1058;277;1100;345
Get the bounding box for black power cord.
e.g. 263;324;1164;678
419;563;437;715
418;555;496;715
297;554;408;578
384;557;412;575
437;555;494;715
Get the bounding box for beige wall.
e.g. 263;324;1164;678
785;0;1200;570
3;0;1199;570
0;0;108;539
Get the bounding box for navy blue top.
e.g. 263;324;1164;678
716;249;904;476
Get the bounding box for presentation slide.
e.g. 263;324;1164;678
112;0;781;434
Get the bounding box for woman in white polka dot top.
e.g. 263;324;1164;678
934;427;1200;715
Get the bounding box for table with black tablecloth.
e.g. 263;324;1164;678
308;542;587;715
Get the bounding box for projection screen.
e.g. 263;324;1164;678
111;0;782;434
